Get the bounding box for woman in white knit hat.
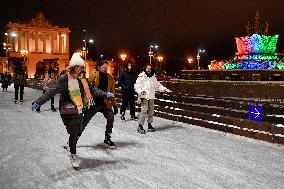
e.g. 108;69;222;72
31;53;114;169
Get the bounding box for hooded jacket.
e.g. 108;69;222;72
134;71;167;100
117;69;136;92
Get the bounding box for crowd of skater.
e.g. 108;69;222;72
1;52;171;169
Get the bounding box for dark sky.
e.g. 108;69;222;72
1;0;284;72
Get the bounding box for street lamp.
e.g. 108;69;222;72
157;56;163;70
187;58;193;64
149;44;158;64
20;50;28;72
83;29;94;62
3;32;17;72
119;54;127;76
197;49;205;70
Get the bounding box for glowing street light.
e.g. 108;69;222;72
149;44;159;64
157;56;163;62
118;54;127;76
83;29;94;62
20;50;29;72
3;32;17;71
187;58;193;64
120;54;127;61
197;49;205;70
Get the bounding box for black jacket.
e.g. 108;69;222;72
117;70;136;93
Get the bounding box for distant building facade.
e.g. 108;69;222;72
5;12;70;78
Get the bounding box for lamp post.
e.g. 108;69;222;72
197;49;205;70
119;54;127;76
3;32;17;72
149;44;158;64
83;29;94;62
20;50;28;72
157;56;163;70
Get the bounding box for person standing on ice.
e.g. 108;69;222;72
134;64;171;134
12;69;26;103
36;69;57;112
89;60;118;148
117;62;138;121
31;53;114;169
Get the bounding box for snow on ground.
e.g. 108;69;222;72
0;85;284;189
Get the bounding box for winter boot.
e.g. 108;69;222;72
131;115;138;121
51;105;57;112
69;154;80;169
104;132;115;148
148;123;155;132
137;124;146;134
120;112;125;120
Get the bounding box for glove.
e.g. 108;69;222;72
164;89;172;92
113;106;118;115
106;92;114;98
141;91;146;95
31;102;40;111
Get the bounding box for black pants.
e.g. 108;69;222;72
43;90;54;107
14;85;24;101
61;104;104;154
120;91;135;116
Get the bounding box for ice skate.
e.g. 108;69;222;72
137;124;146;134
104;132;115;148
130;115;138;121
51;106;57;112
69;154;80;169
120;112;125;121
148;123;155;132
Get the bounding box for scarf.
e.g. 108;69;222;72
67;73;95;113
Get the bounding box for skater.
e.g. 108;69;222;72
37;69;57;112
89;60;118;148
134;64;171;134
12;69;26;103
31;53;114;169
117;62;137;121
1;71;11;92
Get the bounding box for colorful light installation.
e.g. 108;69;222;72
208;60;225;70
235;34;278;60
209;34;282;70
224;60;278;70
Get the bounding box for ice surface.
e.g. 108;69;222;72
0;85;283;189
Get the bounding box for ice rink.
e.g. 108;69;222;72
0;86;283;189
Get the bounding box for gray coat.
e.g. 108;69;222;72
34;74;108;112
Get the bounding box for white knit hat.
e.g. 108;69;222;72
68;53;85;67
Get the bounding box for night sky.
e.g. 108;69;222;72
1;0;284;73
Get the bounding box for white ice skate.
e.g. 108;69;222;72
69;154;80;169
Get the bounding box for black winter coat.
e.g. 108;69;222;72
117;71;136;93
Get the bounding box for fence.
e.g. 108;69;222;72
116;88;284;145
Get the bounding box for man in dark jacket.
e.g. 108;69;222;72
117;62;137;120
12;69;26;103
31;53;114;169
1;71;11;92
89;60;118;148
